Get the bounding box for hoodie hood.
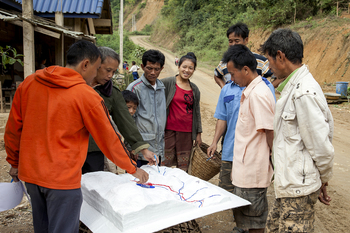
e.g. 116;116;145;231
35;66;87;88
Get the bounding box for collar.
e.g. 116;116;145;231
140;74;165;90
276;68;300;93
242;76;262;99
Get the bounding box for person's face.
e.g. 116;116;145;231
266;54;285;79
126;102;138;116
95;57;119;85
227;61;248;87
141;61;163;85
84;57;102;85
228;32;248;47
178;59;195;80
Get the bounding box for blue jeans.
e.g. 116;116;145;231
25;183;83;233
132;72;139;80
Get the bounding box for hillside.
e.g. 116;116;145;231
123;0;164;32
148;16;350;84
119;0;350;84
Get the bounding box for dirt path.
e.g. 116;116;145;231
131;35;350;232
0;36;349;233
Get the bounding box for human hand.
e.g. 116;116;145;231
141;149;157;166
194;133;202;147
132;168;149;184
319;182;331;205
207;143;217;159
9;167;19;182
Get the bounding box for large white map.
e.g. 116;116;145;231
80;166;250;233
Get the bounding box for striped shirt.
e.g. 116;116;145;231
214;52;273;83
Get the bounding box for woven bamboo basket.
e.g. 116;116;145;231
188;143;221;181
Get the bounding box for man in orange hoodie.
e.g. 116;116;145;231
5;40;149;233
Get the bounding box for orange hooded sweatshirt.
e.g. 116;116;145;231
5;66;137;190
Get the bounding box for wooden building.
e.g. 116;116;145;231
0;0;113;111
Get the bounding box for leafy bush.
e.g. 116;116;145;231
0;46;23;70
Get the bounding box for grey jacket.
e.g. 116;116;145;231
161;76;202;140
127;74;167;160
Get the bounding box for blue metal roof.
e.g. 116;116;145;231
12;0;104;15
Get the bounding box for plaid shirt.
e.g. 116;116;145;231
214;52;273;83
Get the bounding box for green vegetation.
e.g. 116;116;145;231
0;46;23;71
97;0;146;65
96;34;146;65
151;0;338;62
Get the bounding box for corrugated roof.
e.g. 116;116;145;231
14;0;104;15
0;8;96;41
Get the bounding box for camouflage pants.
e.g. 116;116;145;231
218;160;234;193
265;190;319;233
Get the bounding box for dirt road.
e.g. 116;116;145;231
0;36;349;233
131;36;350;232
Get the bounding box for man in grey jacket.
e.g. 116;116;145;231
260;29;334;232
127;50;166;167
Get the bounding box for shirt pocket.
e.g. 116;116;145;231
281;111;298;138
224;95;237;115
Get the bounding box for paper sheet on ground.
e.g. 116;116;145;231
80;166;251;233
0;181;28;212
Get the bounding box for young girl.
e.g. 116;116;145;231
161;52;202;172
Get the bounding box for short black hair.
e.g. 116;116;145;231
260;28;303;64
122;90;139;106
66;40;101;66
142;50;165;67
178;52;197;69
222;44;257;72
226;22;249;39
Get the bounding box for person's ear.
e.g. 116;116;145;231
244;37;249;45
243;66;249;75
276;50;286;63
81;59;90;71
141;64;145;70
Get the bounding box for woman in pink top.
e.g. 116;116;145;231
161;53;202;172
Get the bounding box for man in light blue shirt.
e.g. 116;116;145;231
207;81;244;192
208;79;275;193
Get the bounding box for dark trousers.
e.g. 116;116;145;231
82;151;104;174
25;183;83;233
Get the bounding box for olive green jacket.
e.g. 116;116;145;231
88;86;149;153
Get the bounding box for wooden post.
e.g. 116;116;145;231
22;0;35;78
74;18;81;32
337;1;339;17
0;82;3;113
55;12;64;66
294;1;297;24
348;3;350;14
119;0;123;73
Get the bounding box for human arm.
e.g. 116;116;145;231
194;133;202;147
207;119;227;157
214;62;227;89
265;129;274;151
214;75;225;89
84;99;148;182
5;84;23;176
